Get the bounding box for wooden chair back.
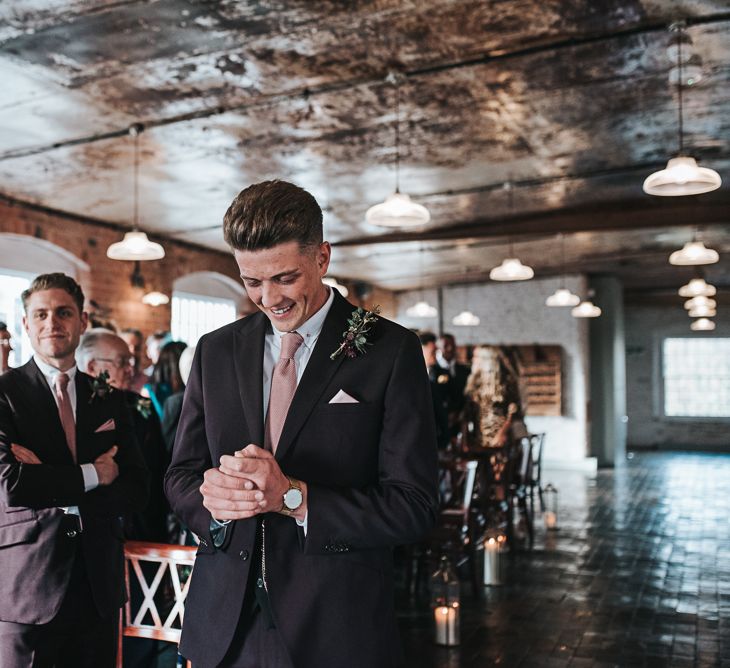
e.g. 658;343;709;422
117;541;197;668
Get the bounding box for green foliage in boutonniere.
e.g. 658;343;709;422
330;306;381;360
135;396;153;419
89;370;113;403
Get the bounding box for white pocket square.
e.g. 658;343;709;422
329;390;359;404
94;418;116;433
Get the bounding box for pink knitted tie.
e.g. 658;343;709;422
54;373;77;463
265;332;304;454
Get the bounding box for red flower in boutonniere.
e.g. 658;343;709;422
330;306;381;360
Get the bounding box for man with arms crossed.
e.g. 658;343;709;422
0;273;148;667
165;180;438;668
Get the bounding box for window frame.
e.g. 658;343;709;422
660;334;730;422
170;290;237;347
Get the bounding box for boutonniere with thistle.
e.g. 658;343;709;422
330;306;381;360
89;370;114;403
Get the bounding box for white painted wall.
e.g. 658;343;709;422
395;275;593;467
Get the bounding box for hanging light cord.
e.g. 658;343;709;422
394;79;401;194
676;26;684;155
133;129;139;229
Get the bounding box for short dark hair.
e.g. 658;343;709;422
121;327;143;339
440;333;455;342
0;321;6;332
22;273;84;314
419;331;437;346
223;180;323;251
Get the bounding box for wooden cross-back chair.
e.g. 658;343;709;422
117;541;197;668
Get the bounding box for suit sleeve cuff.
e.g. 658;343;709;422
81;463;99;492
295;511;308;536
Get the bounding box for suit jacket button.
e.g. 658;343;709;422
239;550;249;561
66;529;78;538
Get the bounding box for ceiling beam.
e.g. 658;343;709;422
333;198;730;247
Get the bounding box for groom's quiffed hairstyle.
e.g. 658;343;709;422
223;180;323;252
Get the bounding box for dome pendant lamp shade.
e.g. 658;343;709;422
452;310;480;326
406;300;438;318
490;258;534;281
366;72;431;229
571;300;602;318
107;231;165;261
691;318;715;331
678;277;716;298
643;156;721;196
546;287;581;307
366;192;430;227
141;290;170;306
669;241;719;266
107;124;165;262
643;23;721;197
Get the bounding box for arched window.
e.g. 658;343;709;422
171;272;249;346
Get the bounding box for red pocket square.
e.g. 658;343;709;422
94;419;116;433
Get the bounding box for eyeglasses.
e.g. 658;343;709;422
95;356;133;369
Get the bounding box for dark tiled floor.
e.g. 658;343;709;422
397;452;730;668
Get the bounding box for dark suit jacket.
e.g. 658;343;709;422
165;292;439;668
0;360;149;624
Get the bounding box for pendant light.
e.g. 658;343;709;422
451;285;479;326
546;234;580;306
366;73;430;228
688;305;716;318
490;182;534;282
678;277;716;298
684;295;716;311
669;240;719;266
406;244;438;317
571;300;601;318
643;23;721;196
107;124;165;261
142;291;170;306
690;318;715;331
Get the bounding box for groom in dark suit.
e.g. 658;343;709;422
165;180;439;668
0;273;148;667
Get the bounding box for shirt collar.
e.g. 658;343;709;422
272;287;335;349
34;355;78;383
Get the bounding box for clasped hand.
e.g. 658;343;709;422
199;444;288;521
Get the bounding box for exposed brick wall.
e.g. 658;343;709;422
0;199;243;335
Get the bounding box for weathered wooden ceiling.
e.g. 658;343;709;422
0;1;728;292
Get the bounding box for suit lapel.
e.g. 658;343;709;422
74;371;93;463
275;292;353;462
19;359;74;464
234;314;267;447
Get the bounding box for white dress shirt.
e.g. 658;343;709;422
34;356;100;498
261;287;335;533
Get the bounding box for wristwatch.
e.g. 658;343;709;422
281;477;303;515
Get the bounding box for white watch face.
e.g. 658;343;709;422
284;488;303;510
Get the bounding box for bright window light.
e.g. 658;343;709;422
171;291;236;347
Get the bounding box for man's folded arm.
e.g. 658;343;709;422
304;332;440;553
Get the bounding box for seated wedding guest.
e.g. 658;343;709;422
120;327;149;394
161;344;195;454
144;340;187;419
0;273;148;667
0;321;12;374
77;327;173;668
421;331;451;449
